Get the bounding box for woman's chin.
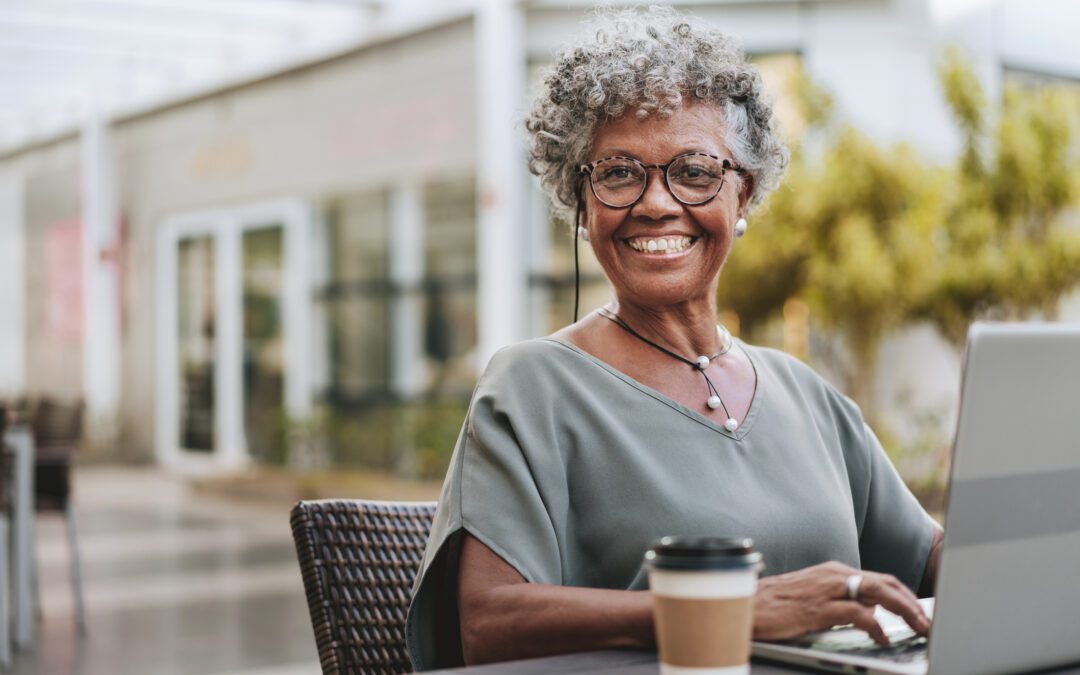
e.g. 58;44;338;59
612;275;714;309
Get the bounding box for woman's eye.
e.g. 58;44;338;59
600;166;638;182
677;164;713;179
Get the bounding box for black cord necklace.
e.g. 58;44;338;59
597;307;741;431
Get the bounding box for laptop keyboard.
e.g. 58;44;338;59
835;635;929;663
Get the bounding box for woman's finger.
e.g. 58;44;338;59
856;574;930;634
848;604;890;646
821;601;889;646
881;574;922;608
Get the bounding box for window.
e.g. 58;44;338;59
315;180;478;477
423;178;478;395
321;190;391;403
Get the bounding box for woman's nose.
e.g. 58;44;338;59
632;170;682;220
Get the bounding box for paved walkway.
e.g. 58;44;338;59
13;466;320;675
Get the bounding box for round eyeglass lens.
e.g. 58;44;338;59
667;154;726;204
591;158;647;207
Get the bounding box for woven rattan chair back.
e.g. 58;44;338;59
290;499;437;675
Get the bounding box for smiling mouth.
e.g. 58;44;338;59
625;235;697;254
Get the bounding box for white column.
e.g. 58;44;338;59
282;201;314;419
389;184;427;399
0;167;25;396
308;208;332;403
155;222;180;467
80;116;121;450
476;0;529;368
216;224;246;468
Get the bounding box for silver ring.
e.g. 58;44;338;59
846;574;863;601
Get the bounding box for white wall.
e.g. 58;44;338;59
115;19;476;458
802;0;963;160
996;0;1080;77
0;167;25;396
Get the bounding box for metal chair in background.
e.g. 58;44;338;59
289;499;436;675
30;397;87;635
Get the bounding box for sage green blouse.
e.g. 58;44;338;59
405;337;936;670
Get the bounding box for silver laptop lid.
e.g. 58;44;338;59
928;323;1080;675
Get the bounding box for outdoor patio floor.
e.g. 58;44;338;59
12;466;320;675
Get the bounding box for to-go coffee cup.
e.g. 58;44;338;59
645;537;763;675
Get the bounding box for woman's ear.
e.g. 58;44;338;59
576;183;589;231
738;174;754;215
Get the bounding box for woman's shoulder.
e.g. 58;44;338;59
476;337;596;395
740;340;819;382
741;340;860;416
485;336;586;372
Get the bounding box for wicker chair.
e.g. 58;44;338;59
290;499;437;675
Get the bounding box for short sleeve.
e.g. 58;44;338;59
405;345;567;671
852;420;937;592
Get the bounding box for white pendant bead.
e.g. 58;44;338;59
696;355;710;369
724;418;739;431
706;395;722;410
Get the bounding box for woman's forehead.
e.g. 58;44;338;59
590;102;730;161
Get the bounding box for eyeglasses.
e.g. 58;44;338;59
578;152;743;209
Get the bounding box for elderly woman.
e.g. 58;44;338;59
406;7;943;670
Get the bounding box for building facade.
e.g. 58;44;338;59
0;0;1078;472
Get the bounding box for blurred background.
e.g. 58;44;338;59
0;0;1078;673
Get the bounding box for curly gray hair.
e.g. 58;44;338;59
526;6;789;224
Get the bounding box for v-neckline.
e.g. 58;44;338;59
544;337;765;442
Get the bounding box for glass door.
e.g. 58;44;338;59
177;235;217;453
241;225;285;463
157;200;312;471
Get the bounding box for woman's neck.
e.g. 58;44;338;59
606;297;722;360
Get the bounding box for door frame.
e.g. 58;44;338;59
155;198;313;473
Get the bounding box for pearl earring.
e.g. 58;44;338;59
577;226;590;242
734;218;748;238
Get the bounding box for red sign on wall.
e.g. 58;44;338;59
45;220;83;345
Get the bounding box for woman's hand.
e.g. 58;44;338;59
753;561;931;646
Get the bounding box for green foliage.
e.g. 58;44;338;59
917;51;1080;343
266;397;468;479
719;51;1080;414
790;66;835;129
938;46;987;180
719;76;946;407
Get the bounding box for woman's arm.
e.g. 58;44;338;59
457;532;654;665
917;526;945;598
458;534;932;665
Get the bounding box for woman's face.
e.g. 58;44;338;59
581;102;749;310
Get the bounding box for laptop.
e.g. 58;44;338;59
752;322;1080;675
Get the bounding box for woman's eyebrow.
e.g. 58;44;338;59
591;148;638;159
591;147;720;161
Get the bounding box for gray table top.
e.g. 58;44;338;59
425;649;1080;674
426;650;823;674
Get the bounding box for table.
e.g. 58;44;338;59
425;650;822;674
426;649;1080;674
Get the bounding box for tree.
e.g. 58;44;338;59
718;53;1080;419
719;71;945;412
916;48;1080;345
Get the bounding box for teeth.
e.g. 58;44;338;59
628;236;693;254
